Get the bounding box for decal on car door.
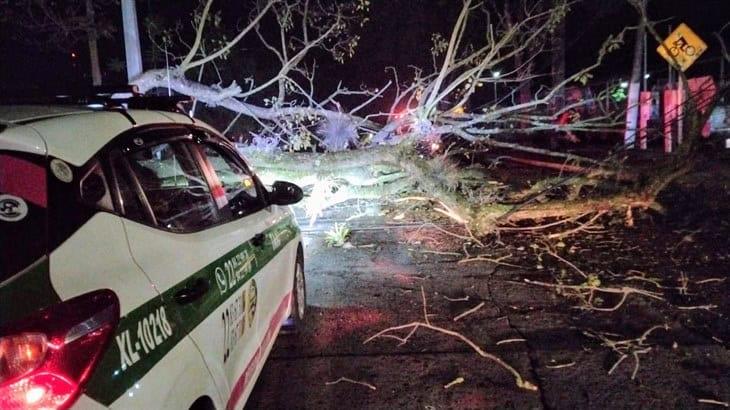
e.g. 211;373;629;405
84;216;298;406
221;279;256;363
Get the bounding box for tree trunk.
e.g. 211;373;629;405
517;57;533;104
550;4;566;93
238;143;669;235
86;0;102;86
503;2;533;105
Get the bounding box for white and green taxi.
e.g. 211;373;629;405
0;102;306;410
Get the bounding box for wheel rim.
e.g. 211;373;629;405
295;263;305;319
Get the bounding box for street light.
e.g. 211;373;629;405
492;71;501;102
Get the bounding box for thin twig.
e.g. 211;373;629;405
697;399;729;407
675;305;717;311
418;249;463;257
325;377;377;391
365;293;538;391
695;278;726;284
525;279;664;311
496;338;527;345
444;377;465;389
583;324;668;380
545;361;576;369
459;253;523;268
421;286;431;326
547;211;606;239
498;212;591;231
444;295;470;302
365;321;537;391
453;302;486;321
542;248;588;278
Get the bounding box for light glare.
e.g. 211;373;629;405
25;386;45;405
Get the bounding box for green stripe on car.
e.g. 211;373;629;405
84;216;299;405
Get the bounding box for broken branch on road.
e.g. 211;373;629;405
583;324;669;380
364;286;538;391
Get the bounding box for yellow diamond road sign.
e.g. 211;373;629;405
657;23;707;72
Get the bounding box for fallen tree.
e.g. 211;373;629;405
129;0;727;235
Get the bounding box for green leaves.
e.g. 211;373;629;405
325;223;351;247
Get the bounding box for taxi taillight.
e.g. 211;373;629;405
0;289;119;410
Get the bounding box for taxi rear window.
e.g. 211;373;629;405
0;152;47;282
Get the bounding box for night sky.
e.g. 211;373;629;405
1;0;728;96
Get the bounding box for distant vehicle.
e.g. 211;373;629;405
0;98;306;410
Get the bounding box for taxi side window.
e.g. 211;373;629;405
116;141;221;232
199;144;266;219
110;155;149;224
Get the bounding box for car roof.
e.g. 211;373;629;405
0;105;93;123
0;106;215;166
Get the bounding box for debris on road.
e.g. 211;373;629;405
443;377;465;389
325;377;377;391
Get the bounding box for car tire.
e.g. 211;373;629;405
285;248;306;332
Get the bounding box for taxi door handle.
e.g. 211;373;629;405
174;278;209;305
251;233;266;247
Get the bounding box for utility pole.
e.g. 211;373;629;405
85;0;102;85
121;0;143;82
667;25;674;88
721;56;726;102
642;25;648;91
623;0;647;147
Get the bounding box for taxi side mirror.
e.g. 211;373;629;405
268;181;303;205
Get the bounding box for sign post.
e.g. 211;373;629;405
638;91;652;150
656;23;707;153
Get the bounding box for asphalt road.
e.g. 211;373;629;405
246;194;729;409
